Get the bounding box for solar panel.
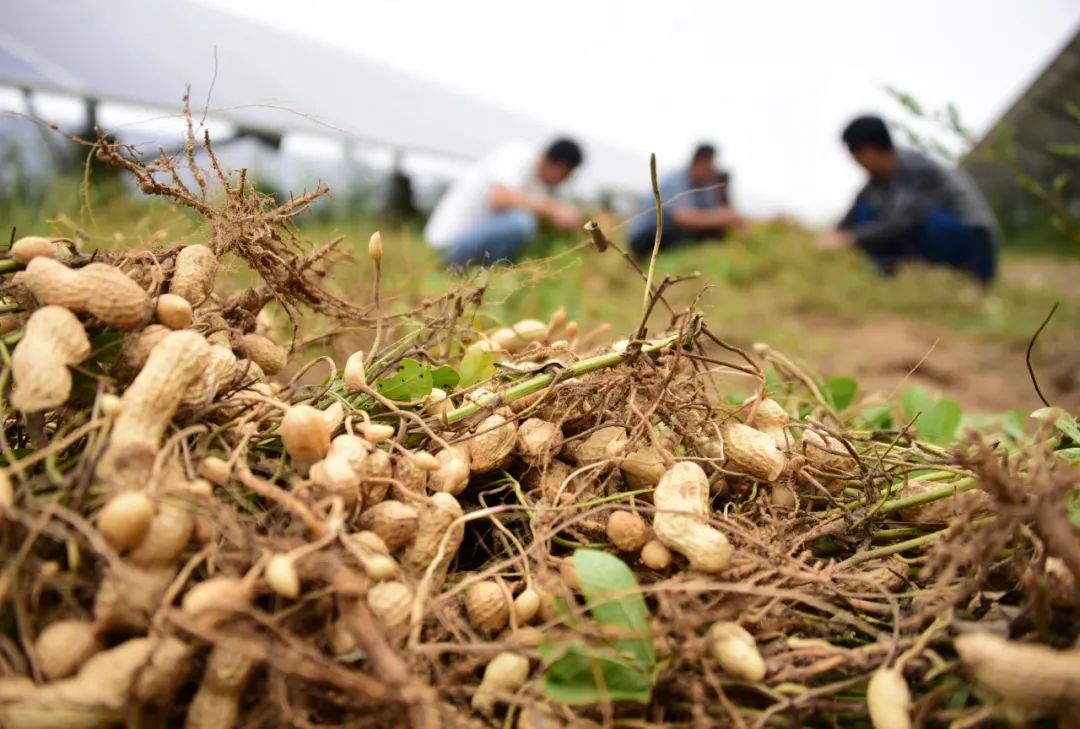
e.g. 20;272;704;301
0;0;644;192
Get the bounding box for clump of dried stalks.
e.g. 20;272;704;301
0;107;1077;729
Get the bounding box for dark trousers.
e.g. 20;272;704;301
850;203;997;283
628;208;728;258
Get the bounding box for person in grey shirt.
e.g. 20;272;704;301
627;143;743;258
818;115;998;283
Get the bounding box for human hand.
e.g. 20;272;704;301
547;201;583;231
816;230;855;251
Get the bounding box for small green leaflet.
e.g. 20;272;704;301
574;549;654;667
856;402;893;430
458;348;495;389
901;385;962;445
541;549;655;706
823;376;857;411
1031;407;1080;444
430;365;460;390
374;358;433;402
539;643;654;705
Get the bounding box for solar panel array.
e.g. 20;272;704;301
0;0;645;192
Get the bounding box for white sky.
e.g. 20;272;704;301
9;1;1079;221
194;0;1080;221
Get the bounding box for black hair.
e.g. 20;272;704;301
692;143;717;163
841;116;893;152
544;137;584;169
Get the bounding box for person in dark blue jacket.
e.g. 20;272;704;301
818;115;998;283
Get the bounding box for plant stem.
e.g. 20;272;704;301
642;153;662;314
442;333;680;425
838;516;996;568
876;477;978;516
0;260;19;274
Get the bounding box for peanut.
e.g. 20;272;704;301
620;445;668;488
641;539;673;570
0;635;190;729
513;587;541;625
429;446;471;494
34;619;102;680
96;331;211;491
97;491;154;552
723;423;786;481
746;396;789;449
155;293;193;330
466;580;510;633
343;350;367;391
280;404;331;474
366;580;412;641
185;639;257;729
10;235;59;263
356;500;419;549
471;651;530;715
469;413;518;473
170;244;218;305
606;510;650;552
127;500;194;567
955;632;1080;718
22;258;150;330
516;418;562;465
566;426;628;466
94;564;177;631
653;462;732;573
10;306;91;413
405;492;464;591
709;621;766;682
265;554;300;599
235;333;287;375
867;666;912;729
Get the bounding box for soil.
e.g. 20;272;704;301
808;315;1080;414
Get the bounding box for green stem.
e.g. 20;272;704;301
838;515;996;568
871;526;924;541
876;477;978;516
0;260;20;274
841;476;977;515
442;333;680;425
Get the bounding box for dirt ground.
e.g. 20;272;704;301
809;315;1080;414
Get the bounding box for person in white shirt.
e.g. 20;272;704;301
424;138;585;266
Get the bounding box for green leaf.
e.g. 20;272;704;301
374;358;433;402
457;348;495;389
1001;410;1026;442
921;398;962;445
540;643;653;705
823;376;857;411
1031;407;1080;444
574;549;654;667
1056;448;1080;465
1048;143;1080;158
900;385;936;424
430;365;460;390
856;402;893;430
540;550;655;707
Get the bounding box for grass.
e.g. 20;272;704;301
5;176;1078;375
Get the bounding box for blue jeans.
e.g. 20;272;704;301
443;210;538;267
850;203;997;282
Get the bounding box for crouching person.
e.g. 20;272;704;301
819;115;999;284
424;138;585;267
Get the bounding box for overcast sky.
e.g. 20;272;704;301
9;1;1077;222
192;0;1080;221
